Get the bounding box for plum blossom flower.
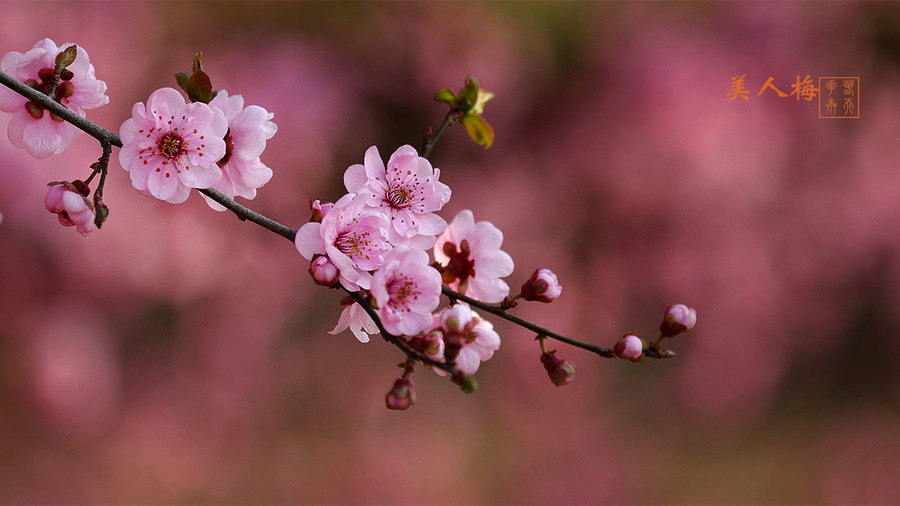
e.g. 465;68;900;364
434;210;514;303
660;304;697;337
370;246;442;337
431;303;501;376
520;268;563;303
344;145;451;249
0;38;108;158
202;90;277;211
44;181;95;236
118;87;227;204
295;193;391;291
330;301;378;343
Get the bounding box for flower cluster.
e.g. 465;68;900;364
118;87;276;206
1;39;698;410
296;145;517;383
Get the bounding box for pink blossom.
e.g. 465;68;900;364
203;90;277;211
370;246;442;337
44;181;96;237
434;210;514;303
520;268;563;303
118;87;227;204
330;302;378;343
344;145;451;249
0;38;108;158
614;332;644;361
432;303;501;376
660;304;697;337
295;193;391;290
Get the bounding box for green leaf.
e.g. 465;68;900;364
461;114;495;149
55;45;78;69
433;88;457;106
174;72;191;93
192;51;204;73
470;89;494;116
186;70;213;103
456;76;480;113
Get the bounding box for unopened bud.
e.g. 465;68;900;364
309;256;339;287
59;68;74;81
660;304;697;338
385;377;416;410
540;351;576;386
453;375;479;394
309;199;333;223
408;331;444;360
614;332;644;362
520;268;563;303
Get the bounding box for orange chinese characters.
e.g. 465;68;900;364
757;77;788;97
790;75;819;101
727;74;750;101
818;77;859;118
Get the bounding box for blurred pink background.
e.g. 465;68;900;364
2;2;900;503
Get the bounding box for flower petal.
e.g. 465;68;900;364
294;222;325;259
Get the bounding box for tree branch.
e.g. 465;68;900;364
1;66;675;390
0;70;121;147
442;286;616;358
345;290;465;380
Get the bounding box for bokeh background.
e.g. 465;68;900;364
2;1;900;503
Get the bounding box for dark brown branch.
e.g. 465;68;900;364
0;70;121;147
442;286;618;358
345;290;465;380
1;67;674;387
198;188;297;242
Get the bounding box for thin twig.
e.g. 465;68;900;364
0;70;121;147
441;286;617;358
199;188;297;242
345;290;464;378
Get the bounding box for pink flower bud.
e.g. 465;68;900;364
385;377;416;410
614;332;644;361
308;199;333;223
44;182;96;237
540;351;576;387
660;304;697;338
408;330;445;361
520;268;563;303
309;255;339;287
